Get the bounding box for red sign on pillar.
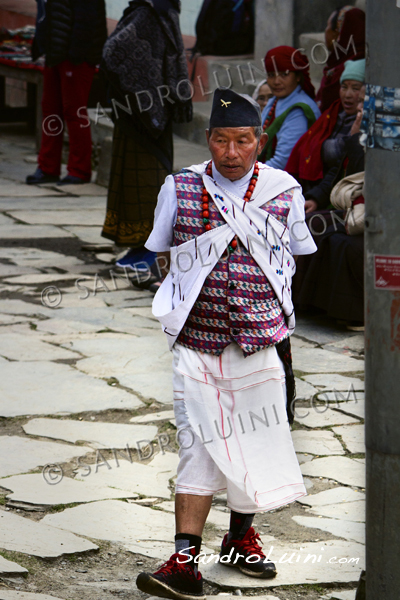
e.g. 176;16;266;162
374;255;400;290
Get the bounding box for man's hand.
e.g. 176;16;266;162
304;199;318;214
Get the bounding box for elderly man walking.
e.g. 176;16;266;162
136;88;316;600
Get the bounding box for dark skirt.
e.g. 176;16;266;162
293;216;364;323
102;120;172;247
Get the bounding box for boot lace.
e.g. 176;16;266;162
235;531;266;559
154;553;193;575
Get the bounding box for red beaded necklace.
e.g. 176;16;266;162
262;98;278;132
202;161;259;252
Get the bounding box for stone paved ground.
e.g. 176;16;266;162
0;124;365;600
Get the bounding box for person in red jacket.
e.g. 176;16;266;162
26;0;107;186
315;6;365;113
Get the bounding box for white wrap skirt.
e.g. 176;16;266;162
172;342;306;513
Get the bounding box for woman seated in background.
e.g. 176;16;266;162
291;82;366;331
252;79;273;111
316;5;365;112
258;46;321;170
286;58;365;213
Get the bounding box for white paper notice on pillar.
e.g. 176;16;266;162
397;0;400;8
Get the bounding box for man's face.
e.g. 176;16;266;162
206;127;265;181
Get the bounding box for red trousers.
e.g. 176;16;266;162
38;60;95;180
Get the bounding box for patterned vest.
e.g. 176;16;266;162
173;170;294;357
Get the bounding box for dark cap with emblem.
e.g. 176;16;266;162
209;88;262;129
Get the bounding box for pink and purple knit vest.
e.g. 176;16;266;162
173;170;294;357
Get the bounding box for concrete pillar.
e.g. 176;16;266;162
254;0;294;64
364;0;400;597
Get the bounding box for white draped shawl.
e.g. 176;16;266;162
152;162;301;349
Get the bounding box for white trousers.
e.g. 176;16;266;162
173;342;306;513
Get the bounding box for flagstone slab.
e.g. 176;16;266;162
332;401;365;421
207;596;279;600
291;430;344;456
318;392;365;403
0;593;67;600
130;410;175;424
0;224;73;239
308;500;365;523
9;210;106;226
297;487;365;508
35;318;102;335
294;407;360;428
125;541;216;562
74;452;179;499
124;306;157;319
295;378;318;399
43;499;176;544
0;195;106;211
0;248;84;270
0;265;42;279
62;226;109;244
3;273;80;285
304;477;314;491
50;293;108;310
292;348;364;374
300;457;365;488
0;436;92;478
294;316;357;346
45;182;107;196
43;306;158;336
1;323;49;337
157;501;228;529
206;596;281;600
324;335;364;355
285;336;318;349
201;539;365;587
332;425;365;454
0;213;17;225
0;333;78;361
292;516;365;545
303;374;364;391
0;361;142;417
102;291;155;308
324;591;356;600
1;473;140;506
125;540;176;561
95;252;115;263
41;332;140;347
296;453;313;464
71;336;173;402
0;555;28;575
116;371;172;404
0;508;97;557
23;418;158;449
120;296;155;308
0;180;66;197
0;314;32;325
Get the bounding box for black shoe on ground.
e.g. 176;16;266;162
57;175;90;186
26;168;60;185
219;526;277;579
136;553;206;600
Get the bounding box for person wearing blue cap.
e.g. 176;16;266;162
286;58;366;212
136;88;317;600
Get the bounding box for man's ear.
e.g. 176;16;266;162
206;129;210;145
258;133;268;155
